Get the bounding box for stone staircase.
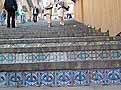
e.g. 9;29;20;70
0;20;120;87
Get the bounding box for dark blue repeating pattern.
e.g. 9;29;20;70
0;69;120;87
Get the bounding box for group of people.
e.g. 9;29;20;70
42;0;69;27
2;0;69;28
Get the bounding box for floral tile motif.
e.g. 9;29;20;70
73;70;89;85
56;71;72;86
77;51;90;61
111;50;121;60
105;69;120;84
0;69;121;87
24;72;39;86
40;71;55;86
8;72;23;86
0;72;7;87
90;70;105;85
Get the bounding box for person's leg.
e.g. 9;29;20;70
23;16;26;23
47;14;52;27
35;15;37;22
58;8;64;25
11;10;15;28
60;16;64;25
7;11;11;28
33;15;35;22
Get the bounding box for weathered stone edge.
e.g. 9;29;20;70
0;60;120;72
0;45;120;53
0;36;120;45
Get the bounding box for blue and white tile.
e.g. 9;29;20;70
67;51;77;61
111;50;121;60
24;72;39;86
90;69;105;85
8;72;23;86
77;51;90;61
40;71;55;86
73;70;89;86
0;72;7;87
56;71;72;86
105;69;120;84
35;53;48;62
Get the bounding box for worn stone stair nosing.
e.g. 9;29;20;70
0;60;120;72
0;36;120;45
0;44;120;53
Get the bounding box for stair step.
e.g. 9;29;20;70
0;60;120;72
0;36;120;44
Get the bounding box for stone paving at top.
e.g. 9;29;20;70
0;20;109;39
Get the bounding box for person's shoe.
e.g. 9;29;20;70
12;25;15;28
48;23;52;28
7;26;10;28
60;22;64;26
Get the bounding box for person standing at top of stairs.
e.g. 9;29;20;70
56;0;69;26
4;0;18;28
33;6;39;23
42;0;54;28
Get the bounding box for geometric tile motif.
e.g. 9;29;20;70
0;69;121;87
90;70;105;85
111;50;121;60
40;71;55;86
98;51;110;60
77;51;91;61
8;72;23;86
56;71;72;86
48;52;67;62
24;53;48;63
0;50;120;64
0;72;7;87
105;69;120;84
91;51;99;60
24;72;39;86
0;54;5;63
0;53;16;64
66;51;77;61
73;70;89;85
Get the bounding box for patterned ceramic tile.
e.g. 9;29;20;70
24;72;39;86
105;69;120;84
56;71;72;86
40;71;55;86
111;50;121;60
90;70;105;85
73;70;89;86
8;72;23;86
0;72;7;87
0;50;120;64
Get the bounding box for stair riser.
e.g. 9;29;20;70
0;69;120;87
0;50;120;64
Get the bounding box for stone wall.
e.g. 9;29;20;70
74;0;121;36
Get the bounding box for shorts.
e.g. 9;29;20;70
57;8;64;17
44;9;52;16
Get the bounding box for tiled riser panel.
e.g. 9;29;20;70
0;69;120;87
0;50;121;64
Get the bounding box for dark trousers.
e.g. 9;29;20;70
7;9;15;28
33;14;38;22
